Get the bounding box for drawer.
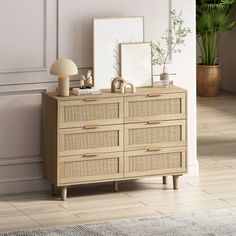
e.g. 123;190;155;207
124;93;186;123
59;97;123;128
124;120;186;151
124;147;186;177
59;125;123;156
59;152;123;184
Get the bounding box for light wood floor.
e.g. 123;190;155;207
1;92;236;232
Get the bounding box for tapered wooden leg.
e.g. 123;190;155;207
61;186;67;201
113;181;118;192
162;176;167;185
172;175;180;190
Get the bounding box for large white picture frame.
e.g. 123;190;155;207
120;42;153;87
93;17;144;89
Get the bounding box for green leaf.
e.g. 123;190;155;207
152;10;191;66
196;0;236;65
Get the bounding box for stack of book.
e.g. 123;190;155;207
72;88;101;95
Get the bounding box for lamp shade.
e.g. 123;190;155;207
50;58;78;76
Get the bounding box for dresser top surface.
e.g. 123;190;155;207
46;85;186;101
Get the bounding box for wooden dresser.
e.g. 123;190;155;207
43;86;187;200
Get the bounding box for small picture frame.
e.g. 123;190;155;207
120;42;153;87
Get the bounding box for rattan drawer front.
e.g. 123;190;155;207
124;120;186;151
124;147;186;177
124;93;186;123
59;125;123;156
59;152;123;184
59;97;123;128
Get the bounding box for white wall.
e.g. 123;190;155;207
171;0;198;175
0;0;197;195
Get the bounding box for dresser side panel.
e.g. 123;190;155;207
42;94;58;185
185;90;188;172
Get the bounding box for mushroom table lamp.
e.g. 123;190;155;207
50;58;78;96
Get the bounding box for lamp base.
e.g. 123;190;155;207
58;76;69;96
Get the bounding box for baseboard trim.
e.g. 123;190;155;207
0;179;50;195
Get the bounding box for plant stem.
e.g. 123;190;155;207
163;40;179;72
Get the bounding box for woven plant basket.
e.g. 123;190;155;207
197;65;221;97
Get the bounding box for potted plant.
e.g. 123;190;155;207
197;0;236;97
152;10;191;81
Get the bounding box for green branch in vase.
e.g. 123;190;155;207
152;10;191;74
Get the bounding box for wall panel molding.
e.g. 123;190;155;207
0;156;42;166
0;0;57;86
0;89;46;162
0;83;54;94
0;0;48;74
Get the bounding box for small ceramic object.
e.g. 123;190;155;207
111;77;125;93
79;75;86;88
86;70;93;87
120;80;136;94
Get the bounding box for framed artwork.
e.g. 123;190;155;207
120;42;153;87
93;17;144;89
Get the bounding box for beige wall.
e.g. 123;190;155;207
219;8;236;92
0;0;197;195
